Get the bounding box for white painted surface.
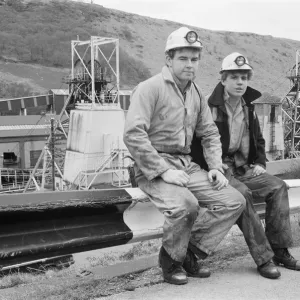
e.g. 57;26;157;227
66;108;126;153
284;179;300;189
63;108;130;184
123;201;164;231
287;187;300;208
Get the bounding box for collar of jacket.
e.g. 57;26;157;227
208;82;262;107
162;65;175;83
161;66;192;91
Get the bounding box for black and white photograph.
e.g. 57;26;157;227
0;0;300;299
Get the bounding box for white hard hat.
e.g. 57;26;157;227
165;27;203;52
220;52;253;72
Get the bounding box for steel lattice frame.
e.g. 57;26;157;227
63;36;120;107
282;50;300;158
24;36;123;191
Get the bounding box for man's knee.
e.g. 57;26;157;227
220;187;246;212
270;176;288;192
237;186;253;202
232;190;247;211
181;196;199;220
165;191;199;222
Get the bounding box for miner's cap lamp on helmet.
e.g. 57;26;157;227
185;31;199;43
220;52;253;73
165;27;203;52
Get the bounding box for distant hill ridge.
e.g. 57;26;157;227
0;0;300;100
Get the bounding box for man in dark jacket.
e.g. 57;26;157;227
191;52;300;279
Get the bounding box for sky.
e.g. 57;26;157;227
90;0;300;42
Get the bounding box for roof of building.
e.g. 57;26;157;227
48;89;132;96
0;115;62;126
0;115;67;138
0;94;53;112
0;94;50;102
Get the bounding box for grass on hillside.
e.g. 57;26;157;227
0;0;152;95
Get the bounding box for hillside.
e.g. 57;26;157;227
0;0;300;100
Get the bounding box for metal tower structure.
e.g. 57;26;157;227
62;36;120;109
24;36;130;192
282;50;300;158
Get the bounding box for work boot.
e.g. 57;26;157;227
159;247;188;285
183;248;211;278
273;248;300;270
257;260;281;279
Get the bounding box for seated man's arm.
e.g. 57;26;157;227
123;82;169;181
251;112;267;176
194;89;228;189
194;91;223;172
253;112;267;168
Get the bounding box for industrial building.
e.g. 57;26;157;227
0;115;66;169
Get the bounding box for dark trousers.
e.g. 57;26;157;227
226;168;293;266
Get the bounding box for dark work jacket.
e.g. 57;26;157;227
190;82;266;171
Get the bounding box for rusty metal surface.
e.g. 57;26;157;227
0;189;136;268
0;189;133;212
0;204;133;268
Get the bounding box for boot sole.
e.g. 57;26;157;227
187;272;211;278
257;266;281;279
163;277;188;285
258;271;281;279
273;259;300;271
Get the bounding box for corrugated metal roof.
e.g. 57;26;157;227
49;89;131;96
0;125;50;131
0;127;50;138
0;115;64;126
0;115;68;138
0;124;67;138
0;94;50;102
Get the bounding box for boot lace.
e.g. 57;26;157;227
168;264;186;274
183;249;199;272
283;248;295;259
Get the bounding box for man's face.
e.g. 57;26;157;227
166;48;200;86
221;71;249;98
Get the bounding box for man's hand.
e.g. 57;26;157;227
250;164;266;177
161;169;190;187
222;163;229;172
208;169;228;190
